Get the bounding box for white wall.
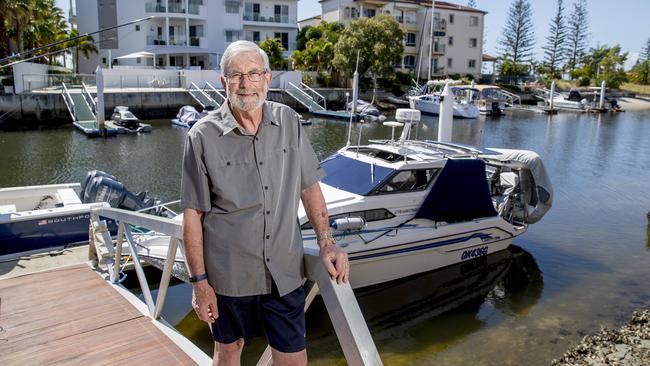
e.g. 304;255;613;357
13;62;50;93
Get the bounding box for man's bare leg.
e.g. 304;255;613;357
213;339;245;366
270;348;307;366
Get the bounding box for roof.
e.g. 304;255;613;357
298;14;322;22
482;53;498;62
318;0;487;14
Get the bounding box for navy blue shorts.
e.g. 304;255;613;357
210;283;306;353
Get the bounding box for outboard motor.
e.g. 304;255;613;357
81;170;116;202
83;174;160;213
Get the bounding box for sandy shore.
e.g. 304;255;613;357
616;97;650;111
552;309;650;365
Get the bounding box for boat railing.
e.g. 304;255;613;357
81;82;97;114
89;207;382;366
203;81;227;105
300;82;327;110
61;82;76;122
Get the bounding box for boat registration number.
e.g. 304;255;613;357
461;246;488;260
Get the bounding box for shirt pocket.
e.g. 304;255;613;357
206;153;264;213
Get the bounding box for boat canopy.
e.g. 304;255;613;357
415;159;497;223
320;154;394;196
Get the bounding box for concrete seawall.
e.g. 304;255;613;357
0;88;388;129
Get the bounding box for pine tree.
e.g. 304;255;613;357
542;0;567;75
466;0;477;8
566;0;589;72
498;0;535;64
642;38;650;61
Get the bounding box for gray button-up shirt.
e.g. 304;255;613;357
181;101;324;297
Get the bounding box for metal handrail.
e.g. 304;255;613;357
81;82;97;113
204;81;226;105
300;82;327;109
189;81;217;108
89;206;382;365
61;82;76;121
287;82;325;111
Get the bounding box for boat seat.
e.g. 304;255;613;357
0;204;17;214
56;188;82;206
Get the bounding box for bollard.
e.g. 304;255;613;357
438;83;453;143
95;66;106;135
549;81;556;111
599;80;606;110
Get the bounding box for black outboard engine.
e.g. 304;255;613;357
567;89;582;102
82;172;161;214
80;170;116;201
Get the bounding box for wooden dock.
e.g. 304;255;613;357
0;263;203;365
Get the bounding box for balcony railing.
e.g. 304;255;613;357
433;44;446;54
146;36;166;45
188;3;200;14
168;2;185;13
145;3;166;12
243;14;295;24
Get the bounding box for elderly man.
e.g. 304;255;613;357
181;40;349;366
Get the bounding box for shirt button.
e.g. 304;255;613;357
226;161;231;166
266;210;270;215
266;234;270;239
259;161;263;165
255;137;259;141
264;186;268;190
266;258;270;262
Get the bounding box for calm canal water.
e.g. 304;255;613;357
1;108;650;365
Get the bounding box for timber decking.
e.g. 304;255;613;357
0;263;198;365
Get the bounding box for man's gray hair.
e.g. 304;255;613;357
220;40;270;74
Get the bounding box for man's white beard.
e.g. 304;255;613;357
227;85;267;112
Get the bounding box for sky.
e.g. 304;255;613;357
56;0;649;68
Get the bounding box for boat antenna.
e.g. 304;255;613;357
427;0;436;81
356;119;364;157
346;51;361;147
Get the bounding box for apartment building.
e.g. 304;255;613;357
76;0;298;73
319;0;485;79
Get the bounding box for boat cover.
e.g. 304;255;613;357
486;148;553;224
415;159;497;223
177;105;202;126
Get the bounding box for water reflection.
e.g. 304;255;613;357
647;211;650;250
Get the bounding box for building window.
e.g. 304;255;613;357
468;59;476;68
448;36;453;46
136;57;141;64
345;7;350;19
274;32;289;50
405;33;416;47
253;31;260;42
470;16;479;27
244;2;260;21
102;57;106;64
403;55;415;68
351;8;358;18
449;14;454;24
274;5;288;23
135;25;140;31
225;0;239;13
363;8;376;18
226;30;240;42
469;38;477;48
447;58;452;68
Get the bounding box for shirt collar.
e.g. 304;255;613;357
212;101;279;136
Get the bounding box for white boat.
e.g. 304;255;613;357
171;105;213;128
469;85;521;115
0;171;163;260
408;81;480;119
134;109;553;289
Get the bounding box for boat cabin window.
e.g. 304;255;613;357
352;147;414;162
301;208;395;230
372;168;438;194
123;112;137;119
320;154;395;195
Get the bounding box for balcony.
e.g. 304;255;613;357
243;14;297;26
147;36;167;45
145;3;166;13
432;44;446;55
168;2;186;14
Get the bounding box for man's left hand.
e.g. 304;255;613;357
319;242;349;284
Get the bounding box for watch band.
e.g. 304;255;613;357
317;231;336;244
189;273;208;283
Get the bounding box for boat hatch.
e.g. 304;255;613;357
346;147;415;162
416;159;497;223
320;154;395;195
301;208;395;230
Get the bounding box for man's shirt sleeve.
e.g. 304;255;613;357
180;132;211;212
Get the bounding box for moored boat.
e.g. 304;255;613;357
107;106;152;133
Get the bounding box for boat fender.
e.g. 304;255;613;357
331;217;366;232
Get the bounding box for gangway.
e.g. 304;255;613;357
285;82;326;112
188;82;220;109
61;82;118;136
203;81;227;106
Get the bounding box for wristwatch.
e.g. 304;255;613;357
317;231;336;244
189;273;208;283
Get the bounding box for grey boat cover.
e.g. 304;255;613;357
176;105;203;126
485;148;553;224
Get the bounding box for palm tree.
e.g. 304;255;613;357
5;0;30;54
65;28;98;73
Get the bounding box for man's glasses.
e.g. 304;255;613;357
226;71;267;84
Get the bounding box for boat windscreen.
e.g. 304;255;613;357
320;154;395;195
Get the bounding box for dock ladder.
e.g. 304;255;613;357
89;207;383;365
188;82;221;109
285;82;327;112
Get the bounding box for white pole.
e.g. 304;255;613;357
351;51;360;115
108;50;112;69
549;81;555;110
95;66;105;134
427;1;435;80
599;80;606;109
438;82;453;143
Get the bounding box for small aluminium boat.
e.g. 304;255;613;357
106;106;152;133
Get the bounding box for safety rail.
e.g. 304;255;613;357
61;83;76;122
286;82;326;111
499;88;522;106
300;82;327;110
204;81;227;106
89;206;382;366
188;81;219;109
81;82;97;116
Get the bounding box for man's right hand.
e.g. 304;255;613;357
192;281;218;323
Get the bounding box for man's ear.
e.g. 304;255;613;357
220;75;227;89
